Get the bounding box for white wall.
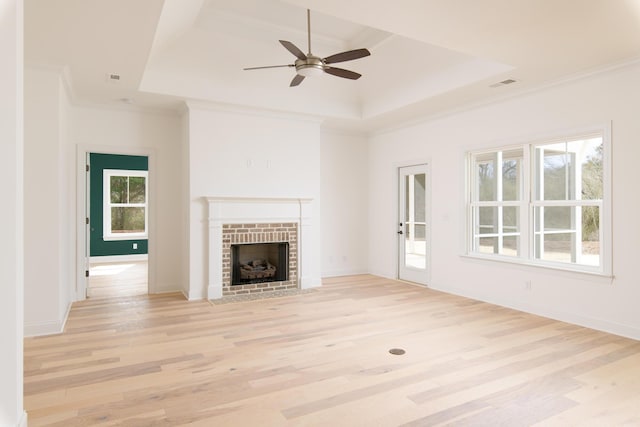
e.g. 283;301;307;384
24;66;73;336
181;109;191;297
72;105;184;294
23;67;183;335
0;0;26;424
368;61;640;339
59;73;75;322
186;104;322;298
320;129;369;276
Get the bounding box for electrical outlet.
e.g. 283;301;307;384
524;280;532;291
133;243;138;250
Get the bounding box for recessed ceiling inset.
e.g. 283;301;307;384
243;9;370;87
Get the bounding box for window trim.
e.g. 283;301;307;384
103;169;149;241
465;126;612;277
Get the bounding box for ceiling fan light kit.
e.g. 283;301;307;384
243;9;370;87
296;58;324;77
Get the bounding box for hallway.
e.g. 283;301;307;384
88;261;148;299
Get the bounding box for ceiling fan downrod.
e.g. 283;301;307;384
307;9;312;55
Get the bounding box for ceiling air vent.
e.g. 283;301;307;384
106;73;121;83
490;79;517;88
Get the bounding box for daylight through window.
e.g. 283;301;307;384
467;131;608;274
103;169;148;240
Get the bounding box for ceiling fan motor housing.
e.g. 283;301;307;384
295;56;325;77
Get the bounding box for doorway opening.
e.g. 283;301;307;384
79;150;152;300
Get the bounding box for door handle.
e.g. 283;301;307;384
397;230;403;235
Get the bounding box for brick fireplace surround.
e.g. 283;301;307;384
206;197;319;300
222;222;298;296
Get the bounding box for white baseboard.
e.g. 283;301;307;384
366;269;395;280
429;281;640;342
301;275;322;289
24;302;71;337
186;287;205;301
207;283;222;300
18;411;28;427
321;268;369;278
90;254;148;264
152;282;183;295
25;319;64;337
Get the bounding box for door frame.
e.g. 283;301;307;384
75;144;156;301
397;162;431;286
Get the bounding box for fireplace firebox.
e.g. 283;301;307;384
231;242;289;286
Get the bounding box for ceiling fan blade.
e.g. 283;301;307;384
279;40;307;60
324;66;362;80
290;74;305;87
323;48;371;64
243;64;294;70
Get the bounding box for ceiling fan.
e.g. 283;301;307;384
243;9;371;87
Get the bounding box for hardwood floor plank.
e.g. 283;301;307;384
24;275;640;425
88;261;148;299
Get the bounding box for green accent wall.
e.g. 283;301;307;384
90;153;148;257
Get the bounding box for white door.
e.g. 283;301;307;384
398;164;429;285
82;152;91;299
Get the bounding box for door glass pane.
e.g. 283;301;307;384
404;173;426;269
414;174;426;223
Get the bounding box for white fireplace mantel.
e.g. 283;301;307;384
206;196;319;299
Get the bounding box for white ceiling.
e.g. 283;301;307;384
25;0;640;132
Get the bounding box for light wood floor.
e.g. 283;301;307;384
24;275;640;426
88;261;148;299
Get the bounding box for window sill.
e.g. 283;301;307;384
103;235;148;242
460;253;614;281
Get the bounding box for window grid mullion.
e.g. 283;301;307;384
468;131;606;273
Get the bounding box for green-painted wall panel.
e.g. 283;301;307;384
90;153;148;257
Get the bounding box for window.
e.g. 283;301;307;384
103;169;148;240
467;130;609;274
